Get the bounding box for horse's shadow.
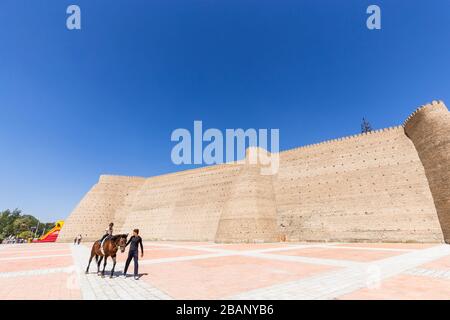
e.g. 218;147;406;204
85;270;148;279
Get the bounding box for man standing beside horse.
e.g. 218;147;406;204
123;229;144;280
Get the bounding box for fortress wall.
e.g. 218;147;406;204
59;101;449;243
274;126;444;242
57;175;146;242
404;101;450;242
117;164;243;241
215;148;279;243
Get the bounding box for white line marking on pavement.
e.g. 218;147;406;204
313;245;417;253
4;241;449;300
243;251;363;268
139;252;234;265
140;243;361;267
70;245;173;300
405;267;450;280
0;267;74;278
227;244;450;300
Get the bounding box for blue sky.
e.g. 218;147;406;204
0;0;449;222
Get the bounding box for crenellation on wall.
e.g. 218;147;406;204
282;125;404;156
59;100;450;243
402;100;445;127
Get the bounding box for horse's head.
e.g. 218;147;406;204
117;234;128;253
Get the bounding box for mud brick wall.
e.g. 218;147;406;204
404;101;450;242
58;175;146;241
58;101;450;243
274;126;442;242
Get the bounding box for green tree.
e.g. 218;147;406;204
17;230;34;240
13;215;39;233
0;209;21;238
0;209;55;240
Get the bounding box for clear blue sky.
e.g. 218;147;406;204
0;0;449;222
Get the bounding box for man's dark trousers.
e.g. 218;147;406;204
124;249;138;276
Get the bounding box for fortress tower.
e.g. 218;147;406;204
58;100;450;243
57;175;145;241
404;101;450;242
215;147;279;242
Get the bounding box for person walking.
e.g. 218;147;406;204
123;229;144;280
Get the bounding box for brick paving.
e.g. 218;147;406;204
1;241;450;299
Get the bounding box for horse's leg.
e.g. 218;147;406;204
102;256;108;277
85;254;94;274
97;256;103;275
86;245;97;274
110;255;116;278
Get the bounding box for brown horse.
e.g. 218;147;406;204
85;234;128;278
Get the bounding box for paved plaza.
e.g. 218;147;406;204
1;241;450;299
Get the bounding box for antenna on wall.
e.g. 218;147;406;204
361;117;373;133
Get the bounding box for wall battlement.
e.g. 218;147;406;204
284;125;404;154
402;100;446;127
58;101;450;243
99;175;147;183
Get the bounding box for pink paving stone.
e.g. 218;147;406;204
78;242;187;252
0;272;81;300
332;243;438;250
339;274;450;300
0;249;71;258
0;255;74;273
0;244;69;252
139;255;338;299
119;241;215;247
0;242;69;251
0;245;70;251
270;247;401;262
140;244;177;250
114;248;208;263
85;247;209;266
419;255;450;271
214;243;294;251
150;241;215;246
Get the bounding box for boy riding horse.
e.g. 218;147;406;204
84;222;129;278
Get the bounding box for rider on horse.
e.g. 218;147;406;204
100;222;114;243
